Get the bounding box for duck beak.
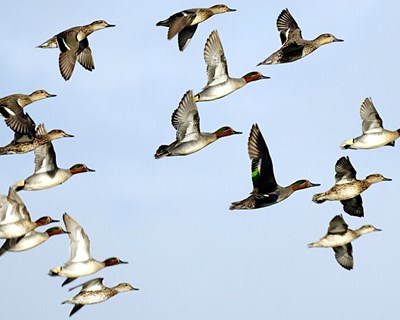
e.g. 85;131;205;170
50;218;60;223
383;177;392;181
107;24;116;28
228;8;236;12
47;93;57;98
131;287;140;291
87;167;96;172
120;260;129;264
233;130;242;135
374;228;382;232
334;37;344;42
310;182;321;187
260;74;271;79
64;133;74;138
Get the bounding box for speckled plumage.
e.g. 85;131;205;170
62;278;138;316
156;4;236;51
312;156;391;217
0;124;73;156
37;20;115;80
257;8;343;65
308;215;381;270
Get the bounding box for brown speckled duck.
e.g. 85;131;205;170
312;156;391;217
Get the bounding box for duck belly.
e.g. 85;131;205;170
309;234;353;248
23;170;71;190
57;261;104;277
171;138;213;156
196;82;240;101
70;291;114;305
8;233;47;252
352;133;398;149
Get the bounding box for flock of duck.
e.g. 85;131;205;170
0;3;399;317
0;20;136;317
153;5;399;271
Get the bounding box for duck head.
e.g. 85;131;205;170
103;257;128;267
30;90;57;101
214;126;242;139
35;216;59;227
46;226;69;237
314;33;343;46
358;224;382;235
365;174;391;184
243;72;270;83
48;129;74;140
90;20;116;30
69;164;95;175
115;283;139;292
211;4;236;13
291;179;321;191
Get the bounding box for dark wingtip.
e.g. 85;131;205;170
62;277;77;287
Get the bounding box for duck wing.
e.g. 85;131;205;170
0;99;36;137
360;97;384;134
335;156;357;184
341;195;364;217
68;277;105;292
77;38;95;71
333;243;353;270
63;213;91;263
171;90;201;142
57;31;80;81
178;24;198;51
203;30;229;86
248;124;277;194
0;187;31;224
69;305;84;317
327;215;348;235
33;141;58;174
276;8;302;44
165;9;197;40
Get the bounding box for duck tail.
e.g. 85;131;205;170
13;180;25;192
385;141;395;147
36;36;58;48
156;19;170;27
154;145;170;159
229;196;253;210
48;266;62;276
312;193;325;204
340;139;354;150
307;242;317;248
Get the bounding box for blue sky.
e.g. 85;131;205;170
0;1;399;319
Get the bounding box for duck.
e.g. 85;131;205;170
37;20;115;80
308;214;381;270
0;226;67;256
49;213;128;286
312;156;391;217
13;133;94;191
230;124;320;210
0;187;58;239
155;90;241;158
0;123;73;156
341;97;400;149
194;30;269;102
257;8;343;65
0;90;56;138
62;277;138;317
156;4;236;51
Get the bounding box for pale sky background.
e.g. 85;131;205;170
0;1;399;319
